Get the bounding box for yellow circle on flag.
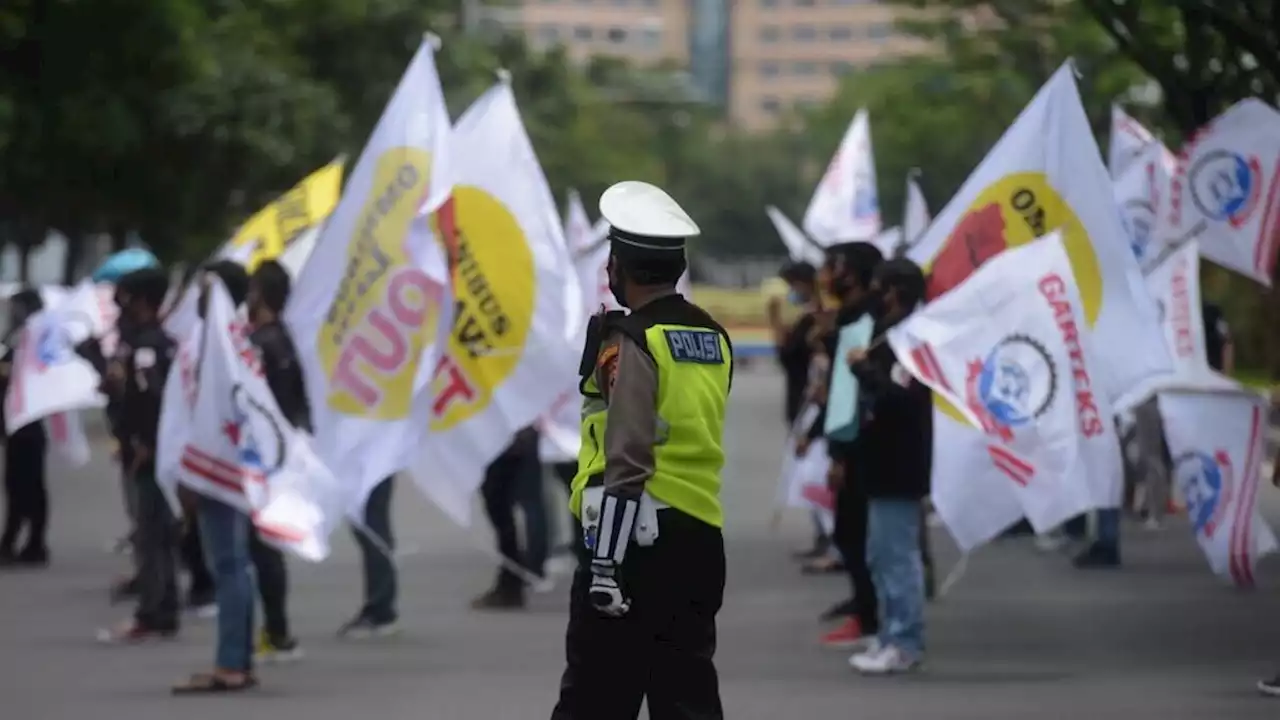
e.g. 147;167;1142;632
429;185;536;431
922;172;1102;423
318;148;445;420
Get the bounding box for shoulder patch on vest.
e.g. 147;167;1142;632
662;329;724;364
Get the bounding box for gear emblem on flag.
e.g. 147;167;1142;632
1188;150;1261;228
966;334;1057;435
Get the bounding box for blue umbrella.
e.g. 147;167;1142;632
91;248;159;283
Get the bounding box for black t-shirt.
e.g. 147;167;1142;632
1202;302;1230;371
777;312;817;425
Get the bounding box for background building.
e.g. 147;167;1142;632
485;0;924;130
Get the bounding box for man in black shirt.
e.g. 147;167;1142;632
772;262;821;426
805;242;885;650
97;269;180;643
847;258;932;674
0;289;50;567
245;260;307;661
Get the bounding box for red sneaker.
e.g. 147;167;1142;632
820;618;869;649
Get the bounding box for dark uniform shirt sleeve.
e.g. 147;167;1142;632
123;328;175;457
601;332;660;501
250;322;313;432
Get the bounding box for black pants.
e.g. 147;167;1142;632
832;485;878;634
0;437;47;555
481;447;548;590
250;531;291;642
551;509;725;720
181;516;215;601
352;476;397;624
134;473;179;631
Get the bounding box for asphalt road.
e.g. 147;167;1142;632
3;365;1280;719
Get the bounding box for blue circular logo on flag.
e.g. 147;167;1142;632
1173;450;1233;537
1189;150;1261;226
976;335;1057;428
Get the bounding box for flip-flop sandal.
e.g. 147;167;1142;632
172;672;258;695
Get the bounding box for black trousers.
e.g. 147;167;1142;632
0;437;47;554
352;476;397;624
551;509;725;720
481;448;548;590
134;473;179;631
832;485;878;634
250;531;291;642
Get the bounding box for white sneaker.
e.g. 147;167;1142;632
192;603;218;620
1034;533;1067;552
850;644;921;675
1143;517;1161;531
846;637;882;663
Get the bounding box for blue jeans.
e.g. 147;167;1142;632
198;497;254;672
867;499;925;657
1096;508;1121;551
352;477;397;624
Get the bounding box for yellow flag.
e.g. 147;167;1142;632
226;160;344;270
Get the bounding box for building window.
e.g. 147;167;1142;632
761;97;781;114
792;24;816;41
867;22;892;40
612;0;628;5
830;60;853;76
795;97;819;111
761;0;779;7
573;25;593;40
794;0;815;6
759;25;781;42
639;27;661;48
538;25;561;43
759;61;780;78
642;0;657;5
828;26;852;41
792;61;818;75
606;26;627;43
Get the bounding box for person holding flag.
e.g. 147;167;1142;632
552;181;733;719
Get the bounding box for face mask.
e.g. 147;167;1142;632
608;268;629;309
787;290;803;306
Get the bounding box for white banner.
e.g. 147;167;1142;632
803;108;881;245
1108;105;1155;179
1158;387;1277;586
286;38;455;514
766;205;825;267
1114;140;1176;269
1165;98;1280;287
409;81;579;525
890;233;1123;532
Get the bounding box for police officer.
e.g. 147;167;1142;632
551;181;733;720
97;268;181;643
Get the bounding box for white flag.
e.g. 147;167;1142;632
1144;240;1211;380
803;108;881;245
285;38;455;513
181;282;338;560
45;411;90;468
1109;105;1155;178
410;81;578;525
871;226;902;259
1158;387;1277;586
4;283;107;433
1114;141;1177;268
889;233;1124;533
564;190;598;255
1166;99;1280;287
766;206;825;267
778;405;834;533
278;223;322;279
156;313;202;516
903;174;931;249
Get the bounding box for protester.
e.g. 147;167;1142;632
771;261;831;562
0;289;50;567
172;261;257;693
96;268;181;644
339;475;400;638
472;425;547;610
846;258;932;674
245;260;306;661
804;242;884;648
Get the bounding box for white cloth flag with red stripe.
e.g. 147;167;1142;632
1113;140;1177;270
1164;99;1280;287
179;282;340;561
887;232;1124;533
1157;387;1277;586
45;412;90;468
1108;105;1156;179
779;404;834;534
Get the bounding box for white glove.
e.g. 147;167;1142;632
588;559;630;616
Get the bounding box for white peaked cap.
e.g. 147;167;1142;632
599;181;700;250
